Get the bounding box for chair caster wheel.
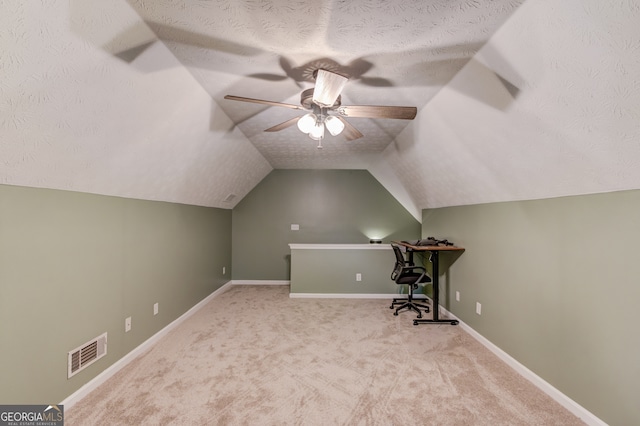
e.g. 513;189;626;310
416;314;422;319
413;321;418;325
451;320;459;325
393;312;398;316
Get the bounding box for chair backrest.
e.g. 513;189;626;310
390;244;406;281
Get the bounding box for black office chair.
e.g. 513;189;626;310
390;244;431;318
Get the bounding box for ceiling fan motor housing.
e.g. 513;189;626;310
301;88;341;110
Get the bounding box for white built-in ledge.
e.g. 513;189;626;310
289;243;392;250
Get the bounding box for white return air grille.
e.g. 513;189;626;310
68;332;107;378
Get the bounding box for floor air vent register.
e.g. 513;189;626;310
67;332;107;378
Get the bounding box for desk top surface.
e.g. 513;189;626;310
393;241;465;252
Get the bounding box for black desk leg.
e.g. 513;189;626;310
413;250;459;326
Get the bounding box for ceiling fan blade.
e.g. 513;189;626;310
337;105;417;120
264;117;300;132
224;95;304;110
312;69;348;107
337;117;363;141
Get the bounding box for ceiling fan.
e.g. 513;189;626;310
224;69;417;148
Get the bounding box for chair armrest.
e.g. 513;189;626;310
398;265;431;284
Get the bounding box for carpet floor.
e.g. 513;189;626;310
66;285;586;425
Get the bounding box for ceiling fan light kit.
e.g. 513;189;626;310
297;111;345;146
224;68;417;147
297;113;316;133
309;121;325;141
324;115;345;136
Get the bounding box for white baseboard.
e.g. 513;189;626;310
60;281;234;409
439;307;607;426
231;280;290;285
289;293;430;299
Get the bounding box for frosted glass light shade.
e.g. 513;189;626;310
312;70;347;107
309;122;325;140
324;116;345;136
297;113;316;133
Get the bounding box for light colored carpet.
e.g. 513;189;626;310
67;285;585;425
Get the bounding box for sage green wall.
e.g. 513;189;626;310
232;170;421;280
290;246;398;294
422;189;640;426
0;185;231;404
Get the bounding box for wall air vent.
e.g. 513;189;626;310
68;332;107;378
223;194;236;203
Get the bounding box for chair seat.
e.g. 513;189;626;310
396;273;431;285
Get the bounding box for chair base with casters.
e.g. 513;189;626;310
390;292;430;315
390;244;433;319
391;285;431;318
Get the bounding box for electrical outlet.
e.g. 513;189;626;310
291;224;300;231
153;303;159;316
125;317;132;332
222;266;226;275
356;273;362;281
476;302;482;315
455;291;460;302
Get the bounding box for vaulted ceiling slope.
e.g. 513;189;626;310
385;0;640;210
2;0;639;218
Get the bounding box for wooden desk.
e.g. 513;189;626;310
393;241;465;326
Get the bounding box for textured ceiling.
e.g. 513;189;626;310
2;0;640;218
120;0;525;167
